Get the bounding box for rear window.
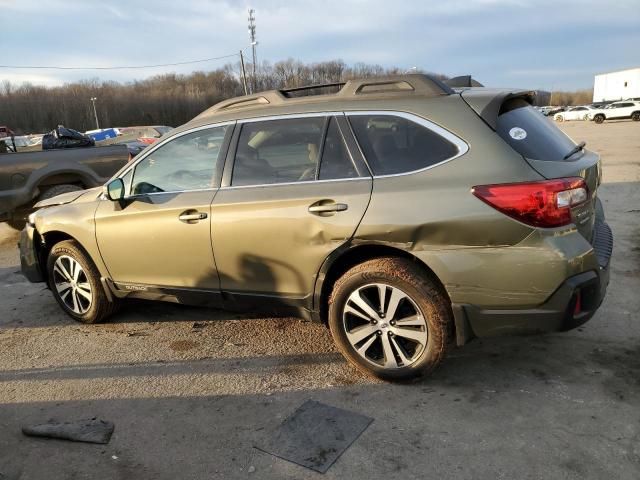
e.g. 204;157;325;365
496;98;578;162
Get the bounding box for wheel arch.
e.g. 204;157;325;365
38;230;90;282
37;171;91;189
313;243;451;326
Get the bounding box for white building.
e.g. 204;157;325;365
593;67;640;102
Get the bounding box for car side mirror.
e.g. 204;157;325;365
105;178;125;201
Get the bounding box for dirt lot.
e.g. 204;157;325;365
1;120;639;479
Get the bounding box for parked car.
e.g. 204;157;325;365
20;75;612;381
589;101;640;123
0;144;129;229
538;106;556;116
546;106;566;117
554;106;596;122
121;140;150;157
0;126;12;138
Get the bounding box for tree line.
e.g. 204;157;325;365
0;59;592;134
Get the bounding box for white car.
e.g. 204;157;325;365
553;106;595;122
589;101;640;124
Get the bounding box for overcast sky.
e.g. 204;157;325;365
1;0;638;91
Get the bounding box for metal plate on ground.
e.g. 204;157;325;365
255;399;373;473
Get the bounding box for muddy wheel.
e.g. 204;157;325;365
328;257;452;381
47;240;119;324
555;115;564;122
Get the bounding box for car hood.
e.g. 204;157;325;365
34;186;103;209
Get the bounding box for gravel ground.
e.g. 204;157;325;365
1;120;639;479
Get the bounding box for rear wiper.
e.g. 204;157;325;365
564;141;586;160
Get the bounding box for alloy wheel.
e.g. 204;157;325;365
52;255;93;314
342;283;428;369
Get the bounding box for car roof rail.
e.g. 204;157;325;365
201;74;453;116
280;82;346;98
205;90;287;113
339;74;453;97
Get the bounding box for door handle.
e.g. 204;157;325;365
179;211;208;222
308;202;348;214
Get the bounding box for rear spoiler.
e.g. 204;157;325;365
460;89;537;130
445;75;484;88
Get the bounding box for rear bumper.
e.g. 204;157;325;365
19;223;44;283
454;220;612;343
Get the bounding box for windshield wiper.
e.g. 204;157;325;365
564;141;586;160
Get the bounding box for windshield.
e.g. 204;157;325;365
496;98;579;162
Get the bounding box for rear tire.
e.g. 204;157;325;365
328;257;452;381
38;184;83;201
47;240;119;324
594;114;605;124
6;217;26;230
632;111;640;122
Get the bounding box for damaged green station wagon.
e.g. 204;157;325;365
20;75;613;380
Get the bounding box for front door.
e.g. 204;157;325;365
95;124;231;290
211;115;372;299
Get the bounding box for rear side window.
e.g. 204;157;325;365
348;114;458;175
232;117;324;186
496;99;578;162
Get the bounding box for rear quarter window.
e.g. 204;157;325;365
348;114;459;175
496;98;577;162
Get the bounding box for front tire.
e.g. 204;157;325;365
47;240;119;323
594;114;605;124
328;257;452;381
632;111;640;122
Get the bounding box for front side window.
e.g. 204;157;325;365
348;114;459;175
232;117;324;186
131;126;228;195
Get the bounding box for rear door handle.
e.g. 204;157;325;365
308;202;348;214
179;211;208;222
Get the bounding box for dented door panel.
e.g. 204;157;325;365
211;178;372;297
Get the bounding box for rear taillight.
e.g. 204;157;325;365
472;177;589;228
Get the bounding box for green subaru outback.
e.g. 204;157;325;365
20;75;612;380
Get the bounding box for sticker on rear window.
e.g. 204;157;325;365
509;127;527;140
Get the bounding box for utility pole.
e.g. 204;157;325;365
239;50;249;95
90;97;100;130
248;8;258;92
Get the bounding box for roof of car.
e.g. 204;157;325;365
181;75;453;126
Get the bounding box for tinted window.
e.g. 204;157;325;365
348;114;458;175
131;126;227;195
496;99;578;162
318;118;359;180
232;117;324;186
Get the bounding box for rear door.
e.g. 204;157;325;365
210;114;372;299
495;98;600;241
